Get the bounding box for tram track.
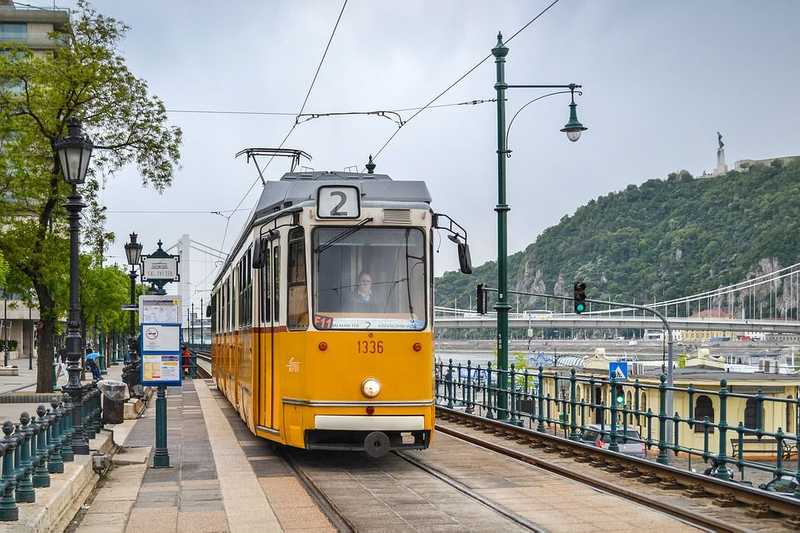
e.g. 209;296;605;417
436;406;800;532
393;449;543;532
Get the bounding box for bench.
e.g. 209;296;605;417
730;437;796;460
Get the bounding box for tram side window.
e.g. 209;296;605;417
259;247;271;323
287;228;308;330
245;247;252;325
274;245;280;322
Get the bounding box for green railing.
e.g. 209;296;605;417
0;386;102;521
435;359;800;497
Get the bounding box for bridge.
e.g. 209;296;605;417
433;310;800;334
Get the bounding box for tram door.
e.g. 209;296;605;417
257;237;279;430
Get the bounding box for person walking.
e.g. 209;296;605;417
85;347;102;381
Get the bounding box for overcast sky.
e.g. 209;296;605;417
52;0;800;309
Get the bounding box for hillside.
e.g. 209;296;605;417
435;159;800;315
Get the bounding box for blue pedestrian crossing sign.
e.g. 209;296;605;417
609;361;628;380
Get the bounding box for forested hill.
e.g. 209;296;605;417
435;159;800;313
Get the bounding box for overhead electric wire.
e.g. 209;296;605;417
219;0;348;258
164;98;496;117
370;0;561;164
106;208;250;214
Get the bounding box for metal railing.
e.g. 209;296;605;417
435;359;800;495
0;385;102;521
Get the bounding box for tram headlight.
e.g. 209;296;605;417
361;378;381;398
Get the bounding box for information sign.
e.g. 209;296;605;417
142;256;180;282
142;353;181;385
139;295;182;325
142;324;181;352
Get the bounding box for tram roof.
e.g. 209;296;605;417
252;171;432;221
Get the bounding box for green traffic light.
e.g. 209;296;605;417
575;302;586;313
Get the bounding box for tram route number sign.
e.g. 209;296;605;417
316;185;360;219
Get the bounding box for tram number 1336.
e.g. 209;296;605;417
357;340;384;354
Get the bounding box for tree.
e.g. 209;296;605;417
0;1;182;391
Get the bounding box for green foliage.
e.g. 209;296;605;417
0;1;182;390
436;162;800;310
80;259;131;334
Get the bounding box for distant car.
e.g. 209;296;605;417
627;340;638;346
759;475;798;494
579;424;645;458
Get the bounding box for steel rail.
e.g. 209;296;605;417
280;449;357;533
393;450;544;532
436;406;800;526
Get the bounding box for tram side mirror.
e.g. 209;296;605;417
252;238;265;269
206;305;212;318
458;241;472;275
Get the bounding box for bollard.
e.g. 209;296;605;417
32;406;50;488
686;384;695;430
60;395;74;462
48;401;64;474
633;379;641;426
15;414;34;504
711;379;731;480
569;369;580;441
0;422;18;521
656;374;669;465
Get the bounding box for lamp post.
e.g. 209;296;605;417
55;117;94;455
124;233;143;361
491;32;587;419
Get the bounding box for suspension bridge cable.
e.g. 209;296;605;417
219;0;348;257
370;0;561;164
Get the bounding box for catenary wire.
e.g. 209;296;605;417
370;0;561;164
219;0;348;257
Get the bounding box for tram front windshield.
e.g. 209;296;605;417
313;227;426;330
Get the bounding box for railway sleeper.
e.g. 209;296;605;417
620;467;642;478
574;453;594;463
746;503;775;519
657;476;682;490
637;472;661;484
712;492;740;508
604;462;625;473
784;515;800;529
683;483;708;498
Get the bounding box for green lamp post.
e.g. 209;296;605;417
491;32;587;420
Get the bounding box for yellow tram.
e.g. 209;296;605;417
210;165;470;457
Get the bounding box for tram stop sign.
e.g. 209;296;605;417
609;361;628;381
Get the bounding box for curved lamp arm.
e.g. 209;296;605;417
505;89;582;155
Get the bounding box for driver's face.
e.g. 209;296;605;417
359;274;372;291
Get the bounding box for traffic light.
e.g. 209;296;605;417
476;283;487;315
614;385;625;406
573;281;587;314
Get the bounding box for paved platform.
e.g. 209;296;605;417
72;379;332;533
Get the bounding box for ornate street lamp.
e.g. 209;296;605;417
124;233;143;361
55;117;93;455
560;86;587;142
491;33;587;420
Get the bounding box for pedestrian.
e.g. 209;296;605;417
182;344;191;376
85;347;102;381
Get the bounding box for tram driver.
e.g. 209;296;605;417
349;271;380;312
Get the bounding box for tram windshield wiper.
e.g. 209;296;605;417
315;218;373;254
